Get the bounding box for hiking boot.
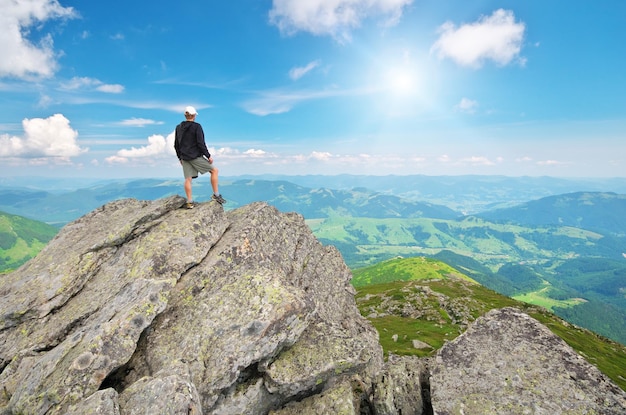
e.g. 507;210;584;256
212;194;226;205
184;201;195;209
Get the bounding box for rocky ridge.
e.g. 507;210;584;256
0;196;625;414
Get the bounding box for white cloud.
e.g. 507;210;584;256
0;0;76;79
310;151;333;161
0;114;86;158
289;60;321;80
537;159;569;166
456;97;479;114
460;156;499;166
243;149;268;157
96;84;125;93
106;132;176;163
242;87;354;116
118;118;165;127
205;148;376;167
59;77;125;93
37;94;55;108
269;0;413;42
431;9;525;68
242;90;317;116
243;95;295;116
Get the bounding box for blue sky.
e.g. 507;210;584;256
1;0;625;179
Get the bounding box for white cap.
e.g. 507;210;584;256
184;106;198;115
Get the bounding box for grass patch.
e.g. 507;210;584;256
513;286;587;311
352;256;475;287
372;315;454;357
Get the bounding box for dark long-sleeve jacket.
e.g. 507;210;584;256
174;121;211;161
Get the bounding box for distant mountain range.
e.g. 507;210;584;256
0;178;462;226
2;174;626;223
232;174;626;213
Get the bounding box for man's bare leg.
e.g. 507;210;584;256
184;177;193;202
210;168;219;195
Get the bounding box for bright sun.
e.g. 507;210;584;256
385;67;418;96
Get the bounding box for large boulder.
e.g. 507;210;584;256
430;307;626;414
0;197;383;414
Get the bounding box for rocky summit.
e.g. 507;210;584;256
0;196;625;415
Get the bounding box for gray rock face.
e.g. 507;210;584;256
1;197;625;414
430;307;626;414
0;197;382;414
372;354;430;415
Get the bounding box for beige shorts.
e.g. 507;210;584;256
181;157;214;178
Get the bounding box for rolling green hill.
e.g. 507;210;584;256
351;255;476;287
307;215;617;269
352;257;626;392
308;214;626;345
0;211;58;273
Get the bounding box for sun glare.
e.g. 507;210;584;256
386;67;418;96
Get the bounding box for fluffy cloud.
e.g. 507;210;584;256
0;0;76;79
106;132;176;163
0;114;85;158
269;0;413;41
243;149;268;157
431;9;525;68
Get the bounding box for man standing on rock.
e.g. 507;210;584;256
174;106;226;209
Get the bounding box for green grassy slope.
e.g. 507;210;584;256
352;257;626;392
0;211;58;273
309;215;626;345
351;256;476;287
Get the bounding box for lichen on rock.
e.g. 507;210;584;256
0;197;383;414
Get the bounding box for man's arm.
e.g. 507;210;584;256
196;124;211;159
174;125;182;159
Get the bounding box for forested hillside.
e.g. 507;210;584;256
0;211;58;273
478;192;626;236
